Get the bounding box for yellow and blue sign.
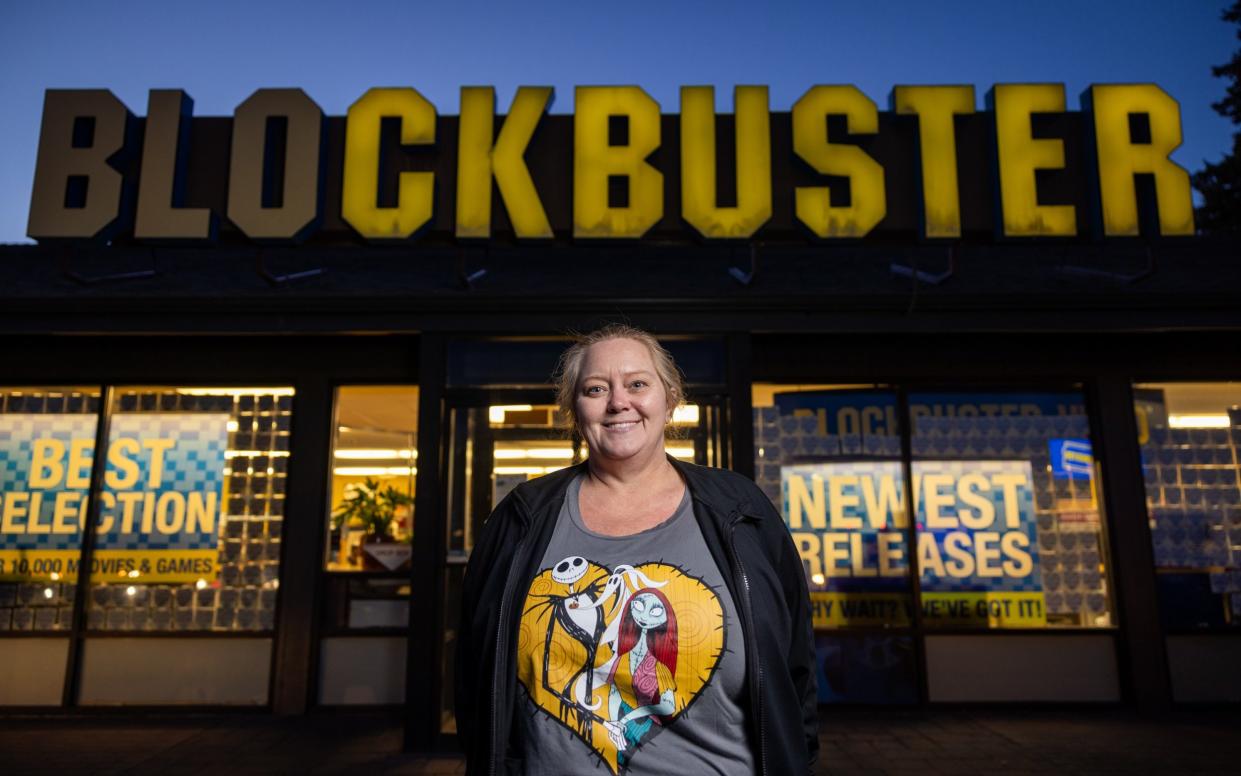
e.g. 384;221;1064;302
783;459;1045;628
29;84;1196;243
0;413;230;583
1050;438;1093;480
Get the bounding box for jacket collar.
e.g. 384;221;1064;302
669;456;764;523
509;461;583;527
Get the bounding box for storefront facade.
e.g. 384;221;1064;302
2;83;1239;749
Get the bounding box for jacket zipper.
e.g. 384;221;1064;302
490;532;529;776
726;511;767;776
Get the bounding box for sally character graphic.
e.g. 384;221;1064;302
602;588;678;764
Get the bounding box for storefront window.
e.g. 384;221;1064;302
752;384;917;704
327;387;419;573
85;387;293;632
910;390;1112;629
0;387;100;631
752;384;1116;697
1136;382;1241;630
321;387;418;633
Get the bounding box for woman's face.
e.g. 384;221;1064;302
629;592;667;629
575;338;670;465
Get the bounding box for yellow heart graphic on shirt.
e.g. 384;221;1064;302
517;559;725;775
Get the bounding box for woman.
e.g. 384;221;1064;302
456;324;817;776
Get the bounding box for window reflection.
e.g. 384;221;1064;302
1136;382;1241;630
752;384;911;629
89;387;293;633
910;391;1112;629
753;385;1116;632
752;383;915;705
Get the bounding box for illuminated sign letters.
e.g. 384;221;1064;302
342;87;437;240
991;83;1077;237
681;85;772;239
573;85;664;238
1085;84;1194;237
134;90;213;241
27;82;1196;244
457;86;555;239
228;88;324;241
892;85;975;239
28;90;132;240
792;85;887;238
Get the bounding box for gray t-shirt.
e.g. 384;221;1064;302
515;474;754;776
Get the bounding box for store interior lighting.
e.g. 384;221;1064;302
1167;414;1231;429
489;404;533;423
494;448;574;459
486;403;701;426
672;405;700;424
495;465;570;475
333;448;417;459
333;466;417;476
175;387;296;396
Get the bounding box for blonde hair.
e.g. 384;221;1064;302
552;324;686;437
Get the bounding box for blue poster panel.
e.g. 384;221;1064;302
0;413;229;583
782;459;1045;628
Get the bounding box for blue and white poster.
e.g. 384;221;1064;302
782;459;1046;628
0;413;230;583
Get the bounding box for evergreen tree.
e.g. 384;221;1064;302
1193;1;1241;231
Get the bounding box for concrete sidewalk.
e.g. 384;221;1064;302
4;707;1240;775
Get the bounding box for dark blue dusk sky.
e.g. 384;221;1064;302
1;0;1234;243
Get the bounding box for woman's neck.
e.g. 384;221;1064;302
578;448;686;536
585;447;676;491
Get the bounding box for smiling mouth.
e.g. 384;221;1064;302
603;420;639;431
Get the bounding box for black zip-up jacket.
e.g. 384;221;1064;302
454;458;818;776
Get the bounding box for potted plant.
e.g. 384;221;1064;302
331;477;414;571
